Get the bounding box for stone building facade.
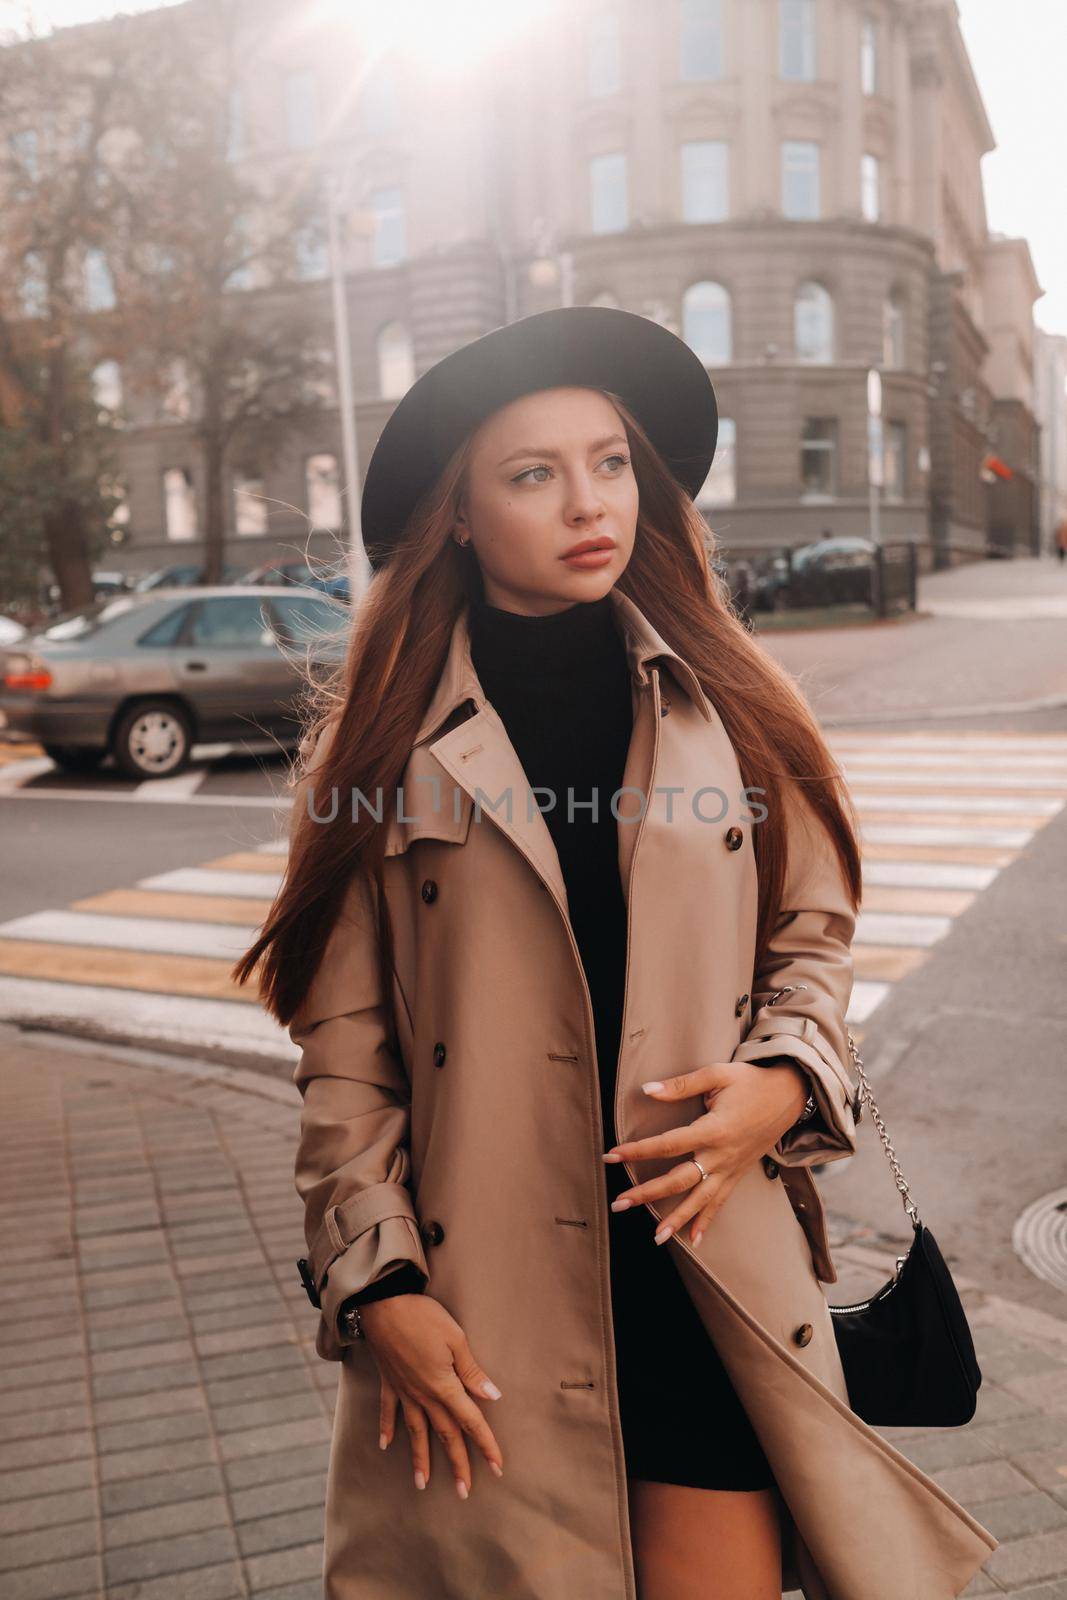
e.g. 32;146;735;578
2;0;1044;578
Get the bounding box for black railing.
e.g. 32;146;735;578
710;540;918;625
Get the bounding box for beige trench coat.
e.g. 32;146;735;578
289;588;998;1599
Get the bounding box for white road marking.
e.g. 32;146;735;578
0;786;290;809
851;790;1063;816
855;910;954;948
0;757;53;792
846;981;891;1024
139;868;283;899
860;822;1034;848
0;910;259;960
860;860;1000;891
0;976;297;1060
134;768;209;801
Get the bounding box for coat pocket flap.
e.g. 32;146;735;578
383;783;474;855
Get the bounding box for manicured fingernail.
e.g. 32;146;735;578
654;1224;673;1244
692;1230;704;1247
489;1460;504;1477
379;1432;389;1450
481;1380;502;1399
610;1197;631;1211
415;1470;427;1490
455;1479;469;1499
602;1151;622;1162
642;1081;664;1094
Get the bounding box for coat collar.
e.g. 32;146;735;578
413;588;714;746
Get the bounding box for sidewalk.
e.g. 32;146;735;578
2;1030;1066;1599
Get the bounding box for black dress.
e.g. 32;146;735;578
350;592;776;1492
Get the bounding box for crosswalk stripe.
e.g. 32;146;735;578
0;976;295;1058
829;733;1067;750
859;886;975;916
852;792;1062;817
859;822;1034;848
859;841;1014;866
846;981;890;1024
0;757;52;792
138;868;282;899
197;852;289;875
855;910;953;947
0;940;257;1003
860;859;998;890
0;910;258;960
134;769;209;801
71;889;275;926
852;945;927;983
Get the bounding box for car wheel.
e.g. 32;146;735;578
42;743;106;773
112;701;192;780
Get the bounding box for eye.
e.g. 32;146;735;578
510;453;630;486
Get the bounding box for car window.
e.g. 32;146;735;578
137;603;191;648
40;597;137;641
270;594;347;646
188;596;273;648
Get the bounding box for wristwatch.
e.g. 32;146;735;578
794;1089;818;1126
338;1300;366;1341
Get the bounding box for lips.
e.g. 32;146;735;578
560;538;615;559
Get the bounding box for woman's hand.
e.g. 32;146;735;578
603;1058;810;1249
361;1293;505;1500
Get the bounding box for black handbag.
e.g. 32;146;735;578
827;1029;983;1427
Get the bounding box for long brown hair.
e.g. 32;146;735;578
232;390;862;1029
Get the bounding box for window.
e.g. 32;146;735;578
683;281;732;366
800;418;837;500
588;289;621;308
861;153;881;222
284;69;317;150
91;359;123;414
138;603;191;648
861;17;878;96
588;11;622;96
782;140;820;220
590;152;628;234
680;0;723;82
18;252;47;318
234;474;268;536
884;421;906;500
101;474;130;536
883;292;905;368
780;0;816;81
681;141;729;223
160;358;195;423
295;223;328;281
377;321;415;399
696;418;736;506
270;593;345;647
163;467;198;540
227;87;243;161
188;597;272;648
370;186;406;266
306;453;342;528
795;282;834;363
84;249;116;312
362;63;399;137
11;127;38;180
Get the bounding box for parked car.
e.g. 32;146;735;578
44;569;132;611
133;563;244;592
0;586;348;779
753;538;876;611
240;558;351;604
0;617;28;648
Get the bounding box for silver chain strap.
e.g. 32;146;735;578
845;1028;921;1227
765;983;920;1227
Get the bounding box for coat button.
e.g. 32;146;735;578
432;1041;447;1069
420;879;438;903
734;992;749;1017
724;826;744;851
659;696;671;716
793;1322;813;1347
420;1220;445;1246
762;1156;780;1180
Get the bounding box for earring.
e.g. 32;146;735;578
455;533;471;548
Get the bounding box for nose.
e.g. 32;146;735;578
563;468;609;526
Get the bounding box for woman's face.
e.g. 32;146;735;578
454;386;638;614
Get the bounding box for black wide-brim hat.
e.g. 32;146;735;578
360;305;718;572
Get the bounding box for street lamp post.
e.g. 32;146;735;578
325;177;372;601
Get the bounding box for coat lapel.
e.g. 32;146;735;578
414;590;715;916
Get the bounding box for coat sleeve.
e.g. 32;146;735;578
730;778;862;1168
288;729;429;1349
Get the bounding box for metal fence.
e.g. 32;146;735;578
711;540;918;625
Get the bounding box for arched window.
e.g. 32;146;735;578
377;321;415;399
795;281;834;363
91;359;123;414
883;290;905;368
682;281;732;365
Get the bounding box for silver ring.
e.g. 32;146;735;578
691;1156;710;1183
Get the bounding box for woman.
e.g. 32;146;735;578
235;308;997;1599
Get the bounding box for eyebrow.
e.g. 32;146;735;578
496;433;629;468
